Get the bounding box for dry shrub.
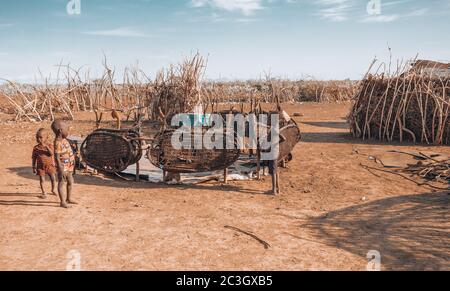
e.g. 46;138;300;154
150;54;206;123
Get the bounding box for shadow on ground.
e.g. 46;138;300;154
301;192;450;270
299;121;419;146
0;199;60;207
302;121;350;130
6;167;267;196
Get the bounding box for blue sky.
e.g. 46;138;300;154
0;0;449;82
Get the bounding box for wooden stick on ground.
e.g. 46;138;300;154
224;225;271;249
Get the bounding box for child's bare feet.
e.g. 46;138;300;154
51;191;58;196
67;200;78;205
60;202;70;208
265;190;276;195
39;193;47;199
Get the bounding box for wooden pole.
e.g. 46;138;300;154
224;168;228;184
136;160;140;182
256;148;261;180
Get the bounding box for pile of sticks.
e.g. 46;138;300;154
360;150;450;190
349;59;450;145
403;156;450;184
150;54;206;123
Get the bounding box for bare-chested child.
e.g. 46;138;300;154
32;128;57;199
51;120;77;208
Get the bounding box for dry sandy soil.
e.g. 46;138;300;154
0;103;448;271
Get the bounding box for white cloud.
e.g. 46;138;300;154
314;0;355;22
361;8;429;23
361;14;400;23
382;0;412;7
82;27;152;38
190;0;264;15
313;0;430;23
406;8;428;17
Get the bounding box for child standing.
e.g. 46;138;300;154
32;128;57;199
51;120;77;208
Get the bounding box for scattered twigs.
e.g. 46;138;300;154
358;148;450;190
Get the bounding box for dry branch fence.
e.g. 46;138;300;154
0;55;356;122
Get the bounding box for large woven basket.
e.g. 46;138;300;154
81;128;142;173
277;120;301;162
148;128;240;173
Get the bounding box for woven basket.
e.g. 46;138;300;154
148;128;240;173
81;128;142;173
277;120;301;162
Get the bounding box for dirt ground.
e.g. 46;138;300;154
0;103;448;271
